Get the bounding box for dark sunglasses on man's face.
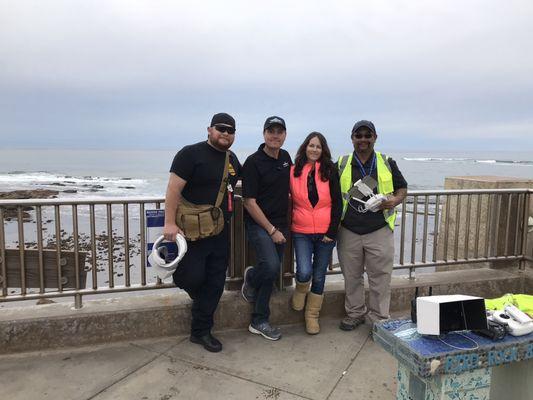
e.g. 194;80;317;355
353;132;373;139
214;125;236;135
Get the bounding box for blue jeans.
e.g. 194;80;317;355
245;220;287;325
293;233;336;294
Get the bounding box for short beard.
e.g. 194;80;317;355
208;138;232;151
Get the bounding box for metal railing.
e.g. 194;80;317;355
390;189;531;278
1;189;531;308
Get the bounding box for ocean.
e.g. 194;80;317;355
1;148;532;197
0;147;531;297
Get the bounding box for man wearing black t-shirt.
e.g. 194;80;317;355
337;120;407;331
163;112;241;352
241;116;292;341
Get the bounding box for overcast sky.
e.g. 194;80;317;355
1;0;532;151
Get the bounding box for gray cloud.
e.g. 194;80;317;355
1;0;532;150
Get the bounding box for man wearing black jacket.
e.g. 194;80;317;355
241;116;292;341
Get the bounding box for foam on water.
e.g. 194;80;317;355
404;157;533;166
0;171;153;197
403;157;470;162
1;171;145;184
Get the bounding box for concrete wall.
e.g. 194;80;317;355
1;267;527;354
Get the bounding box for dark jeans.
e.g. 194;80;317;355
292;233;336;294
245;220;287;325
172;226;229;337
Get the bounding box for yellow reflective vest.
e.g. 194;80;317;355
338;151;396;230
485;294;533;316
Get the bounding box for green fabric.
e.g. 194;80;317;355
484;293;533;315
338;151;396;230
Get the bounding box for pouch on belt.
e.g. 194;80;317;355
176;152;229;241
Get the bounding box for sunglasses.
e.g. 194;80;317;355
214;125;236;135
353;132;373;139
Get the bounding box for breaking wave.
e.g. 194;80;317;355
403;157;533;166
0;171;150;196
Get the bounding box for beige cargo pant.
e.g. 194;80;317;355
337;225;394;321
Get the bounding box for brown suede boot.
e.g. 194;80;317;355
291;280;311;311
305;292;324;334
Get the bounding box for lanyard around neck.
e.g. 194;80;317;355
353;153;376;178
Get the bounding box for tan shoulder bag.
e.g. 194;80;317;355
176;152;229;241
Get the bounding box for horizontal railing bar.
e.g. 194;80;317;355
404;189;533;196
328;255;523;271
227;271;301;282
0;283;176;302
0;197;165;206
1;189;531;207
391;256;523;270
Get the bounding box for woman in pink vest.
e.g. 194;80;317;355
290;132;342;334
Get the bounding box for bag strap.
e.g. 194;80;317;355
214;152;230;208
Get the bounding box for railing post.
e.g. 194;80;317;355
519;190;531;271
74;293;83;309
399;197;407;266
0;208;6;297
409;195;418;281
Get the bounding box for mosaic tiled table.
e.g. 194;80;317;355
373;319;533;400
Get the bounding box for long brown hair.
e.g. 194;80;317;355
293;132;335;181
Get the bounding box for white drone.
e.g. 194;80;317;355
148;234;188;280
347;176;387;213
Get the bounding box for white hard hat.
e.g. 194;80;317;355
148;234;187;280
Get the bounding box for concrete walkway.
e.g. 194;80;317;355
0;318;398;400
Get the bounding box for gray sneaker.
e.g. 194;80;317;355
339;316;365;331
241;266;257;303
248;321;282;341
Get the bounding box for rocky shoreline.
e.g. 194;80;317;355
1;189;148;287
23;229;143;284
0;189;59;221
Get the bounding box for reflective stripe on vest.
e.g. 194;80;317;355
338;151;396;230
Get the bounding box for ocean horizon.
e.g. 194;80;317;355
0;148;532;199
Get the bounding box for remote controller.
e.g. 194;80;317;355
504;305;532;324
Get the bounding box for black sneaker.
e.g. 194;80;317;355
248;321;282;341
241;266;257;303
339;316;365;331
190;333;223;352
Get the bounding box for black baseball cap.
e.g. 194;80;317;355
264;116;286;131
351;120;376;135
210;113;236;128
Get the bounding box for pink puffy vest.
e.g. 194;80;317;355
290;162;332;234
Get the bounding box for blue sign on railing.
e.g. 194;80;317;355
145;209;178;267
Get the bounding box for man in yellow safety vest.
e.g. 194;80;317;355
337;120;407;331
